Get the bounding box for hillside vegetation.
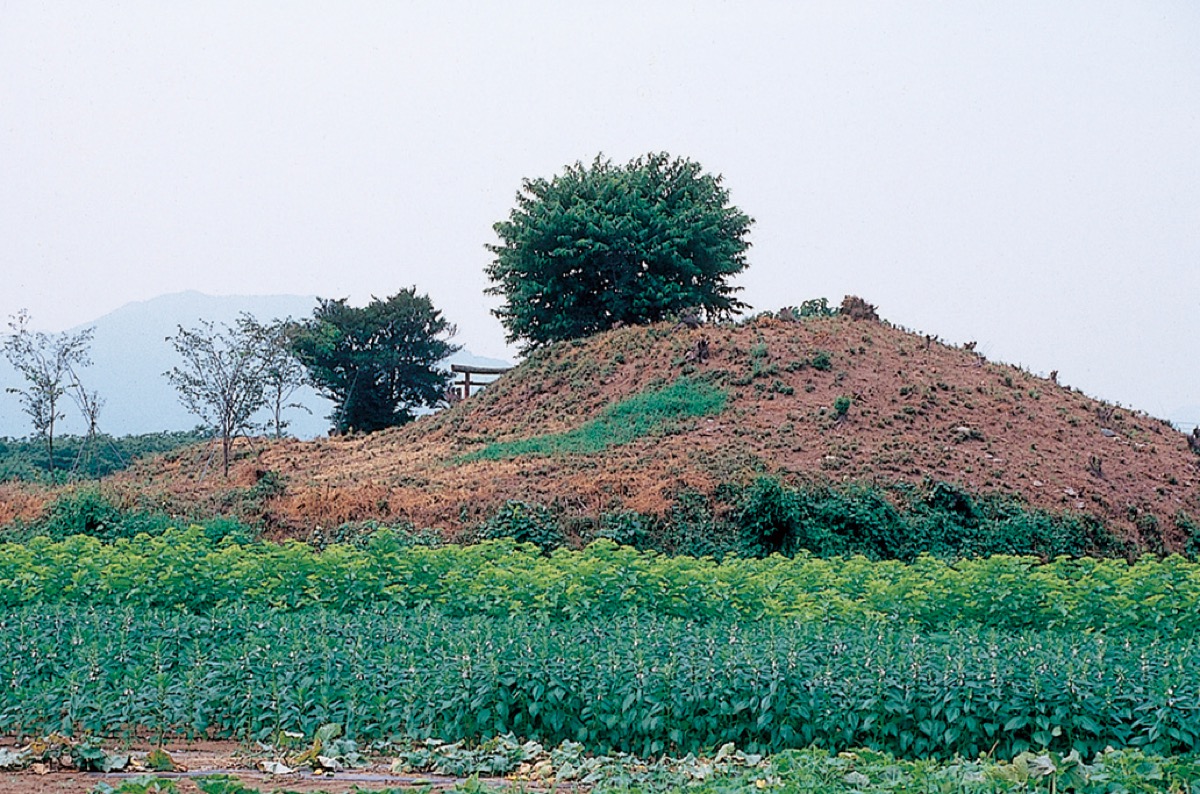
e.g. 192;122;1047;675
4;311;1199;553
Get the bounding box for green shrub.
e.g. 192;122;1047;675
0;429;211;483
797;297;836;318
198;516;257;546
731;478;1124;562
35;488;174;542
479;501;564;551
12;487;258;545
809;350;833;371
661;490;737;558
1179;511;1200;560
737;476;807;557
592;511;653;549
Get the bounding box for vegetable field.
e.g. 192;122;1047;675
2;530;1200;791
4;529;1200;634
3;605;1200;760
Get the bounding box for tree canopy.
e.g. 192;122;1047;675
289;289;459;434
486;152;754;350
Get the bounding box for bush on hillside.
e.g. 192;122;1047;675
479;500;564;551
4;486;256;545
839;295;879;321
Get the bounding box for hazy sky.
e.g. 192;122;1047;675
3;3;1199;422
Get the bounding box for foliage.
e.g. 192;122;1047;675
165;314;274;476
592;511;653;549
808;350;833;371
92;777;178;794
733;477;1124;561
6;604;1200;760
2;310;95;480
289;289;459;434
479;501;564;551
464;377;727;461
3;489;255;544
797;297;837;318
486;152;754;351
0;429;211;483
67;746;1200;793
5;529;1200;635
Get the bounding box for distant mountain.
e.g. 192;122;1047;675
0;291;511;440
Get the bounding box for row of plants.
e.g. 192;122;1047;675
4;528;1200;633
3;605;1200;760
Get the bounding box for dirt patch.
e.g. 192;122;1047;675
0;738;466;793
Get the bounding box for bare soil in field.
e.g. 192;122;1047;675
6;313;1200;551
0;739;471;793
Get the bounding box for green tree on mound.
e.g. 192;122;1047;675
290;289;459;434
486;152;754;351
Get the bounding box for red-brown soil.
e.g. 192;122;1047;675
7;315;1200;550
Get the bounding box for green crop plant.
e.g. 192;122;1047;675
5;605;1200;760
462;377;726;461
2;527;1200;634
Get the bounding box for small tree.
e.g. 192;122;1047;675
64;358;108;476
239;316;310;439
165;314;270;477
2;310;95;480
290;289;460;434
486;152;754;351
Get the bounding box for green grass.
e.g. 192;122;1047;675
462;377;726;461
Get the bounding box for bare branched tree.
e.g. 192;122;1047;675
64;358;111;476
165;315;271;477
2;310;94;480
238;315;310;439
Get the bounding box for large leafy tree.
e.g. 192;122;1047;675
486;152;754;350
290;289;459;434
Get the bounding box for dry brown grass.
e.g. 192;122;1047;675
8;316;1200;550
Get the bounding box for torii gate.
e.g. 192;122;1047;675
450;364;511;401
